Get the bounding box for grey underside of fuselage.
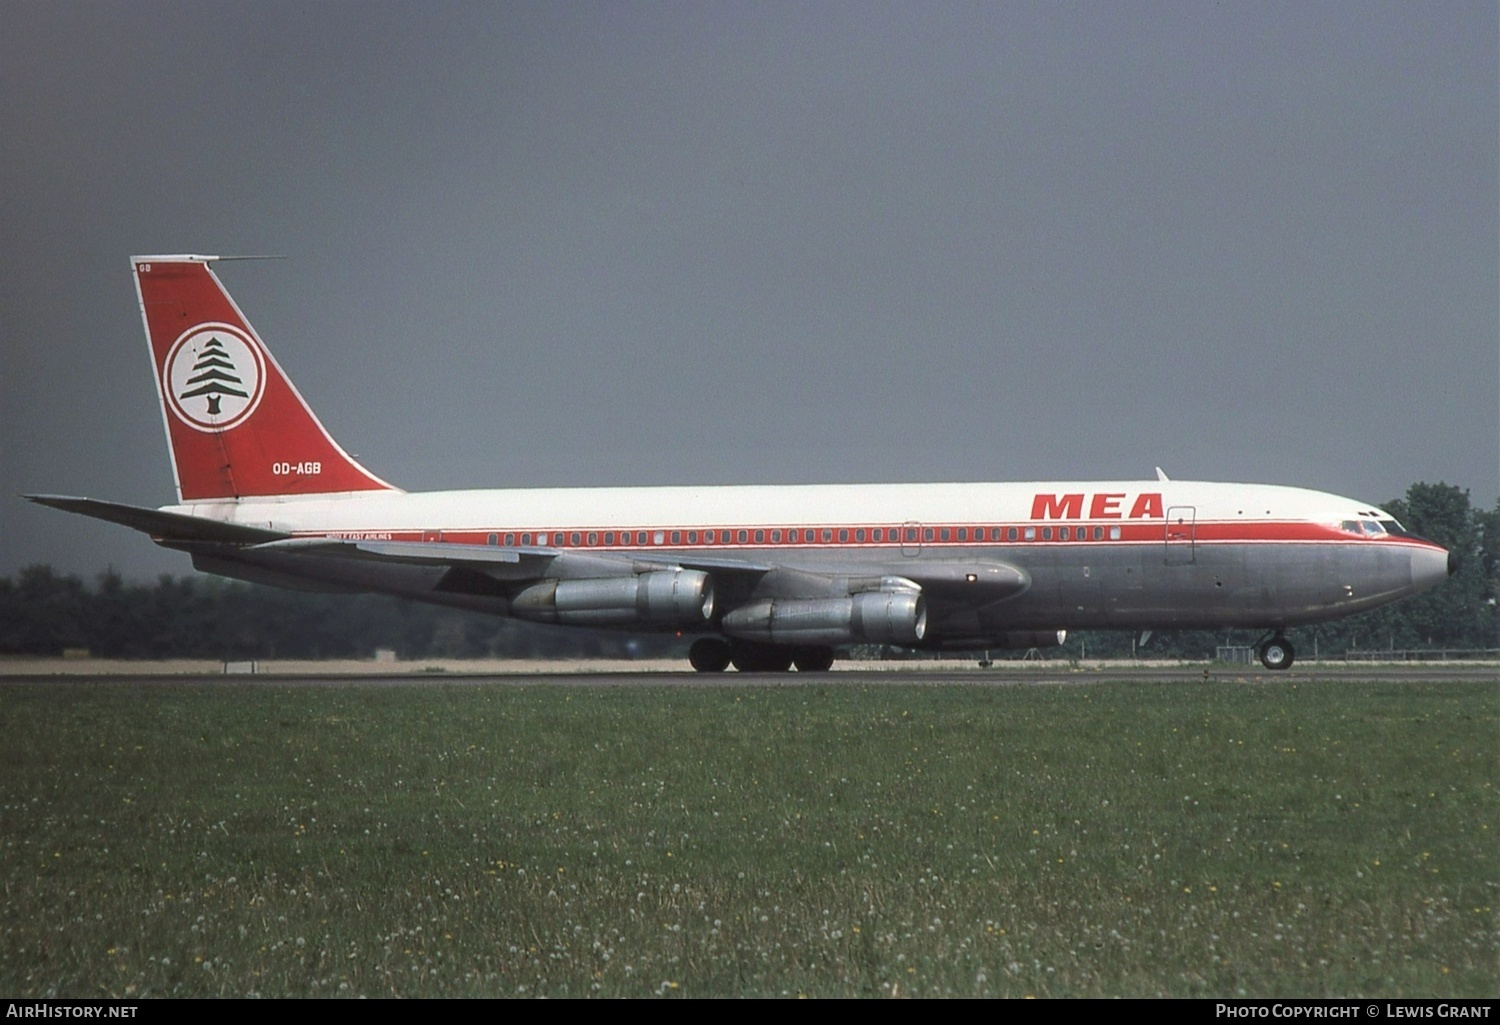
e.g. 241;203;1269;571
181;540;1415;642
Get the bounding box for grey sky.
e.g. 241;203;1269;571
2;1;1495;579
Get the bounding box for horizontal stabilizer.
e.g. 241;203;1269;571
24;495;289;544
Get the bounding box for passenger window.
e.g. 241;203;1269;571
738;530;749;543
822;529;833;543
872;528;883;542
1007;527;1017;542
521;533;532;545
671;531;681;544
1059;526;1070;541
1093;526;1103;540
1023;527;1035;541
487;533;499;546
571;532;581;546
1042;527;1052;541
855;528;865;542
755;530;765;543
923;528;934;542
957;527;967;542
788;529;799;543
771;529;781;543
587;532;598;545
1109;526;1121;540
653;531;665;545
940;528;950;542
838;529;849;542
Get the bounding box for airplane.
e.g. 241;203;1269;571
27;255;1455;673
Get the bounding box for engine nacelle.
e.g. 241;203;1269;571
721;592;927;645
512;570;714;627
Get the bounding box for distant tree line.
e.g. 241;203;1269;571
0;569;678;661
2;482;1494;663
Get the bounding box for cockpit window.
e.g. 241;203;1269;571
1361;521;1385;536
1379;519;1411;537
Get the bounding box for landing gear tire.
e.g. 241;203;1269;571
730;642;794;673
688;638;731;673
1259;636;1295;671
792;647;835;673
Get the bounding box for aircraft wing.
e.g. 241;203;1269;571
26;501;1032;612
244;535;1031;609
241;537;1023;604
243;537;783;589
250;536;559;565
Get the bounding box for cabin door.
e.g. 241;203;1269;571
1164;506;1196;565
901;521;922;558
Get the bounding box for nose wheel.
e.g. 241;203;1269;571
1258;635;1295;671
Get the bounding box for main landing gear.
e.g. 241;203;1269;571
688;637;732;673
1256;634;1295;671
687;638;835;674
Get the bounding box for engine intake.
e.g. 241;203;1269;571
721;592;927;645
512;570;714;627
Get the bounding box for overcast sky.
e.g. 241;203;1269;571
2;1;1495;579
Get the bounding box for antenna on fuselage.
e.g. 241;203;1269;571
1155;467;1170;482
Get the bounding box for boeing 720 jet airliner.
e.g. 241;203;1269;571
28;256;1455;672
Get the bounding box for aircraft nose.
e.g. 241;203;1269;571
1411;545;1452;593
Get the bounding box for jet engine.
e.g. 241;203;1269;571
512;570;714;627
721;592;927;645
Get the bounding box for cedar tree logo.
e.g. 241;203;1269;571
163;323;266;432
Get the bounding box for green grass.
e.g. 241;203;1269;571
0;678;1494;997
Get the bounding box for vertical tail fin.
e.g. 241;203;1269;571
133;255;398;502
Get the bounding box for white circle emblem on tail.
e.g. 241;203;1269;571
163;323;266;432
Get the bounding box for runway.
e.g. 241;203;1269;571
1;659;1494;686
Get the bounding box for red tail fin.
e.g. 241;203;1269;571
134;255;398;502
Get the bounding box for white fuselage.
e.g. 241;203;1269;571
165;478;1451;637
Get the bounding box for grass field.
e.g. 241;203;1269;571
0;676;1493;997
